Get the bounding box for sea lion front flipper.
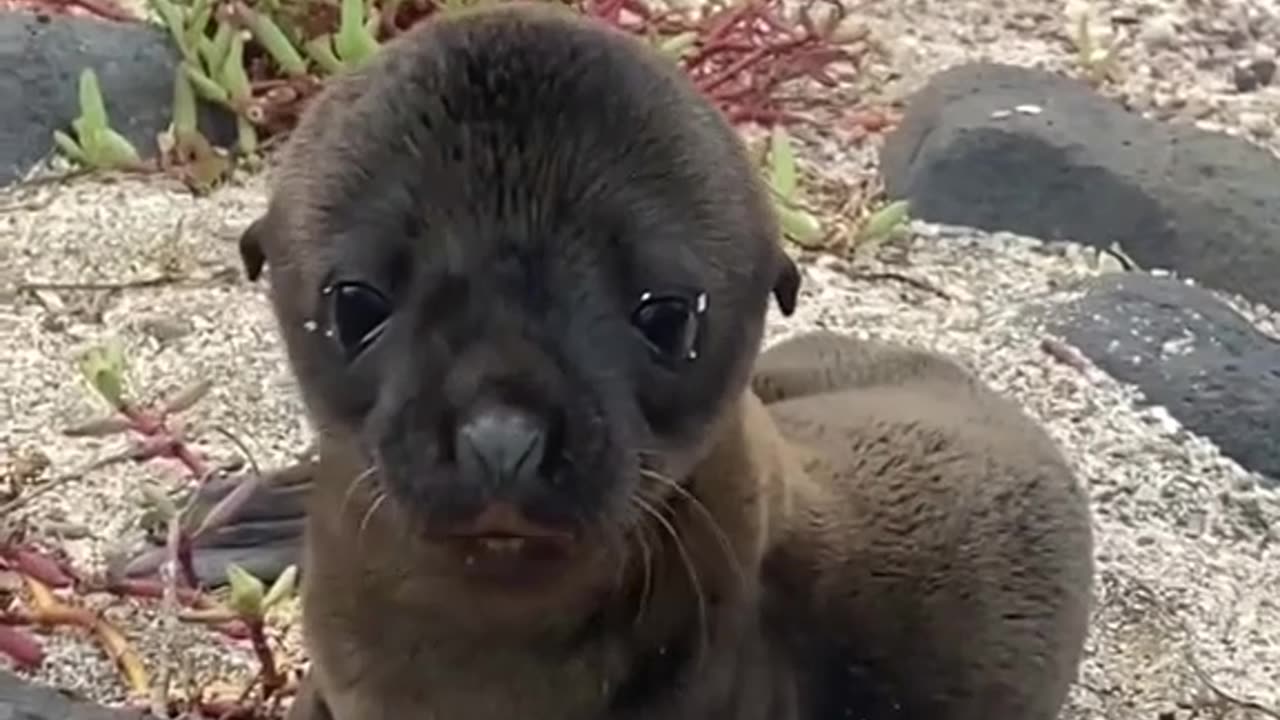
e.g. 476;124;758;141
121;462;314;587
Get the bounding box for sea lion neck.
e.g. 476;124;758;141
666;390;798;594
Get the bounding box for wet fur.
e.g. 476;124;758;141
237;5;1093;719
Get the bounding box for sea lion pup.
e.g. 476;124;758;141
234;3;1095;719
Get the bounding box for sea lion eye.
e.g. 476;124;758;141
326;281;391;357
631;290;707;364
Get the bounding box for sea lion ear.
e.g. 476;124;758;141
238;215;269;282
771;250;800;317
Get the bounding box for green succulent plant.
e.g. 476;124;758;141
764;125;824;247
52;69;144;171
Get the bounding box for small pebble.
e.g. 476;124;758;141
1140;14;1179;50
1233;58;1277;92
1239;111;1275;138
137;314;194;343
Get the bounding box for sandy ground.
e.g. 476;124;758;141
3;0;1280;717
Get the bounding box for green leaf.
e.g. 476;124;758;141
857;199;911;244
775;200;823;246
304;36;345;75
78;68;109;134
183;62;230;105
335;0;379;67
185;0;212;35
77;342;129;409
52;130;87;164
310;44;343;74
195;36;218;71
263;565;299;609
351;29;381;66
70;116;90;140
76;129;105;163
226;563;265;619
206;22;234;73
767;125;798;201
241;5;309;77
147;0;186;50
181;0;214;61
219;33;252;104
656;31;698;60
96;128;142;168
236;114;258;156
172;66;199;138
335;0;364;56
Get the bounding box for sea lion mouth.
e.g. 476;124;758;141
426;503;582;583
438;503;577;542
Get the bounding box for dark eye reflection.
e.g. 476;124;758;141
631;290;707;365
324;281;392;358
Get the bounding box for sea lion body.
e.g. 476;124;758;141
753;332;1095;719
230;4;1094;719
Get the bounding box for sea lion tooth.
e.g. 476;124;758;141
478;537;527;553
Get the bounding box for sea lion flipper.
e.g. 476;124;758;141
122;463;313;587
127;541;303;588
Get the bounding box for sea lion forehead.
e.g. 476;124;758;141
261;0;777;315
308;10;717;194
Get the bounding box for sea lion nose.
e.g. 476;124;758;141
455;406;548;492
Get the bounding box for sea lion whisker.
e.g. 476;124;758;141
622;498;658;627
638;466;746;589
357;490;389;553
340;465;379;523
632;494;709;659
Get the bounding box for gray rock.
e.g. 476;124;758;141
0;13;235;187
1043;272;1280;487
0;669;148;719
880;62;1280;310
1233;57;1276;91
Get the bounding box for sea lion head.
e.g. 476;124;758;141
238;3;799;596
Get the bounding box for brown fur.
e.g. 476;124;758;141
280;330;1094;720
754;331;1095;719
233;5;1093;718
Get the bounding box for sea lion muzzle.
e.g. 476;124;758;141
454;404;555;498
440;402;573;536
